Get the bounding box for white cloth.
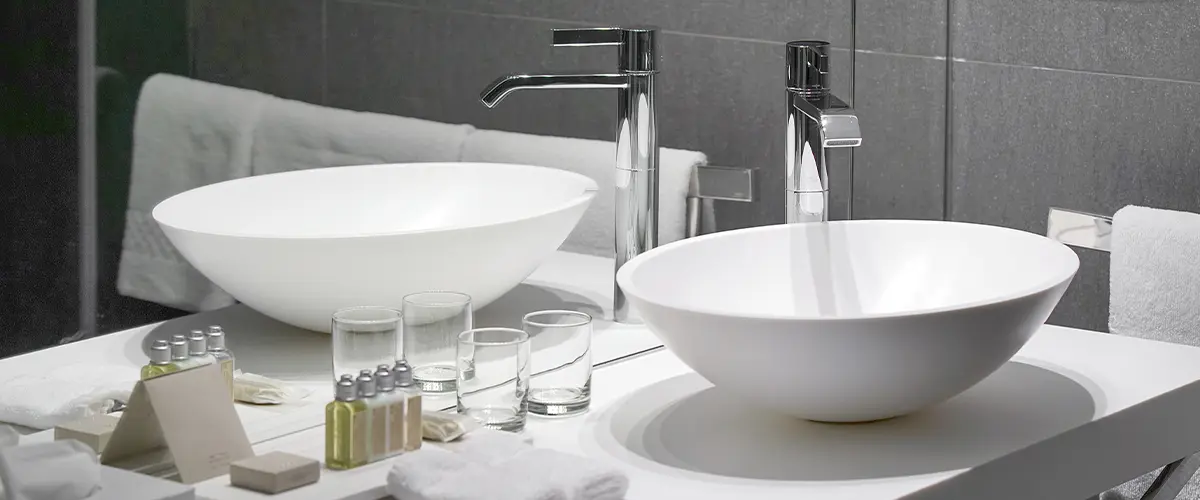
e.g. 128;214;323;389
1109;205;1200;343
0;364;136;430
1104;205;1200;500
251;98;474;176
0;426;17;449
117;74;272;312
388;429;627;500
0;440;101;500
460;129;710;257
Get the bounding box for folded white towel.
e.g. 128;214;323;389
0;364;137;430
1109;205;1200;343
251;98;474;176
117;74;273;312
0;440;101;500
460;129;709;257
389;429;628;500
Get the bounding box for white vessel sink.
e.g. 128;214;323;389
616;220;1079;422
154;162;597;332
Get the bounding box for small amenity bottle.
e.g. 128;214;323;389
187;330;215;367
394;360;423;451
357;369;386;463
140;340;179;380
205;325;235;397
326;374;368;470
371;365;398;461
169;335;194;369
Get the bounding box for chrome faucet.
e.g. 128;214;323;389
786;41;862;223
480;27;659;324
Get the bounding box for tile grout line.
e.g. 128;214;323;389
943;0;955;221
321;0;329;105
848;0;857;219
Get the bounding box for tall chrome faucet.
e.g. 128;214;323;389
786;41;862;223
480;27;659;324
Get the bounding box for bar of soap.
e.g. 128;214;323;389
230;452;320;494
55;413;121;454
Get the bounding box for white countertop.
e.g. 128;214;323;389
9;250;1200;500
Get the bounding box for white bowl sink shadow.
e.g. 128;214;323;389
153;163;598;333
616;220;1080;422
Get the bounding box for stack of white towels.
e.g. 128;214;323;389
387;429;628;500
117;74;709;313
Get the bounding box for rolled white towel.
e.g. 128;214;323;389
1109;205;1200;343
0;364;136;430
499;448;629;500
387;446;566;500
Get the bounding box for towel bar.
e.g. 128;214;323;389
686;165;754;238
1046;207;1112;252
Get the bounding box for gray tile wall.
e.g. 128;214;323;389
189;0;1200;332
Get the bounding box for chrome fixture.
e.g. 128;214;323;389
786;41;862;223
480;26;659;324
1047;207;1113;252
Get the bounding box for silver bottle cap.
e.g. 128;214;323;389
205;326;226;351
335;374;358;402
375;365;395;392
187;330;208;356
393;360;414;387
357;370;377;398
169;335;189;361
149;340;171;365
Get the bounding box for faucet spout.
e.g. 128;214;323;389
480;73;627;108
792;96;862;148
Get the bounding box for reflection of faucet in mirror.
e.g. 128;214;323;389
480;27;660;324
786;41;862;223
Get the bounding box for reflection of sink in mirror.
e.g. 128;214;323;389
617;220;1080;422
152;162;597;333
599;364;1096;481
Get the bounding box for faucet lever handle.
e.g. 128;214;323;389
552;28;624;46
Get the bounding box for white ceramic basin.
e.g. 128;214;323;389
616;220;1079;422
154;163;597;332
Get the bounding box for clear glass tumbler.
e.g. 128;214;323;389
456;327;530;432
524;310;592;416
331;306;401;383
402;291;473;393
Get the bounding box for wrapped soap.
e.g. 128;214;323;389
421;411;480;442
233;371;312;405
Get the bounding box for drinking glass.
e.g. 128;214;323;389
331;306;400;383
524;310;592;416
456;327;530;432
402;291;472;393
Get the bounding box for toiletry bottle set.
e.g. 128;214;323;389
326;360;423;470
141;325;234;391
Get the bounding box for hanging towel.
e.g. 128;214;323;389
1108;205;1200;343
117;74;272;311
251;98;474;176
460;129;710;257
1103;205;1200;500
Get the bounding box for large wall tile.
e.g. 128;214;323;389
950;61;1200;330
851;52;945;220
375;0;852;46
328;1;816;229
855;0;946;57
953;0;1200;82
190;0;325;102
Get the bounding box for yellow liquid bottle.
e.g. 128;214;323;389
140;340;180;380
326;374;368;470
206;326;236;398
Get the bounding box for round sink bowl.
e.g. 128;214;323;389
154;162;597;332
616;220;1079;422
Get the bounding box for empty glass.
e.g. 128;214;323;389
524;310;592;416
331;306;400;383
456;327;530;432
402;292;472;393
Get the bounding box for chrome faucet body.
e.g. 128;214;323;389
786;41;862;223
481;27;659;324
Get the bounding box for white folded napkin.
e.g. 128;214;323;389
0;364;137;430
0;440;101;500
388;429;627;500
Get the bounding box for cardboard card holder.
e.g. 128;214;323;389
101;363;254;484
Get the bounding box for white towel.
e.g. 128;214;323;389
1109;205;1200;343
0;440;101;500
0;364;137;430
460;129;709;257
388;429;628;500
251;98;474;176
117;74;272;312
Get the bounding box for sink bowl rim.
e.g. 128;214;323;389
152;162;600;241
616;219;1080;322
